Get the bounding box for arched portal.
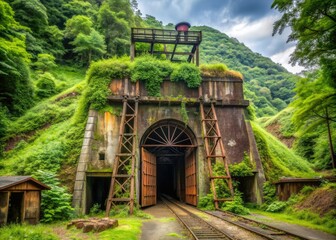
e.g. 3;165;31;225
140;119;198;207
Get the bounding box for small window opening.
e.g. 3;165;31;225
99;152;105;161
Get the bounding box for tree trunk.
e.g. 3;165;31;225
326;107;336;168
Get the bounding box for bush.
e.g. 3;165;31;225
222;191;250;215
131;55;173;96
89;203;103;216
36;73;57;98
197;194;215;210
212;162;232;198
229;153;254;177
200;63;228;77
35;171;74;223
265;201;287;212
262;181;276;205
85;57;131;110
171;63;201;88
32;53;57;73
200;63;243;79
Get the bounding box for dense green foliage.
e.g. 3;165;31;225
35;171;74;222
0;0;34;115
86;57;131;110
251;121;315;181
221;191;250;215
36;73;57;98
263;183;336;234
270;0;336;170
0;66;87;225
131;56;173;96
229;154;254;177
87;56;231;100
1;0;302;119
171;63;201;88
272;0;336;86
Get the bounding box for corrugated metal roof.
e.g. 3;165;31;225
0;176;50;190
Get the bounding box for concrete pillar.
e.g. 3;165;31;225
245;121;266;204
72;110;98;214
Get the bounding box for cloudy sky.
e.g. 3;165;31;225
137;0;304;73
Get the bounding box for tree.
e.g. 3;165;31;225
0;0;34;115
5;0;50;58
272;0;336;85
97;0;134;56
64;15;93;39
291;72;336;168
272;0;336;168
71;29;106;65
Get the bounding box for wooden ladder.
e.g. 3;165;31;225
200;102;234;209
106;97;138;215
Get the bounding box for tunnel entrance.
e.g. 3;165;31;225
140;120;197;207
86;176;111;214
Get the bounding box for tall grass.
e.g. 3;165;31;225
251;121;316;181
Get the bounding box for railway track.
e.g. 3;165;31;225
161;195;310;240
161;195;234;239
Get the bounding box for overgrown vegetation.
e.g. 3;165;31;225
35;171;74;223
131;56;173;96
0;224;58;240
0;65;86;223
253;183;336;234
1;0;333;233
251;121;316;181
228;153;254;177
200;63;243;80
198;162;250;215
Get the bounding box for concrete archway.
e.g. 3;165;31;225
139;119;198;207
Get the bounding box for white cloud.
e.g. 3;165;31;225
271;46;305;74
137;0;304;74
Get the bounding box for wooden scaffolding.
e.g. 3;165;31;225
131;28;202;65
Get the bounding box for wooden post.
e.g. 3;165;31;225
130;43;135;61
196;46;200;66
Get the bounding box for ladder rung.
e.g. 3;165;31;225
214;198;233;201
210;176;230;179
112;174;132;178
109;198;131;202
116;153;134;156
206;155;225;158
123;133;135;136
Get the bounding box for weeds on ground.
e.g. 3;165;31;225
0;224;58;240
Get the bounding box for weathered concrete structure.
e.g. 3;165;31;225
73;76;266;214
73;26;266;214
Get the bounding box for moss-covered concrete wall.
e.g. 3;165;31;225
73;76;265;213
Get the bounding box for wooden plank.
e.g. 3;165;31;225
185;150;197;206
6;182;41;191
0;192;9;225
24;191;40;224
141;148;157;207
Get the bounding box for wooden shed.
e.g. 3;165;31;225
0;176;50;225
